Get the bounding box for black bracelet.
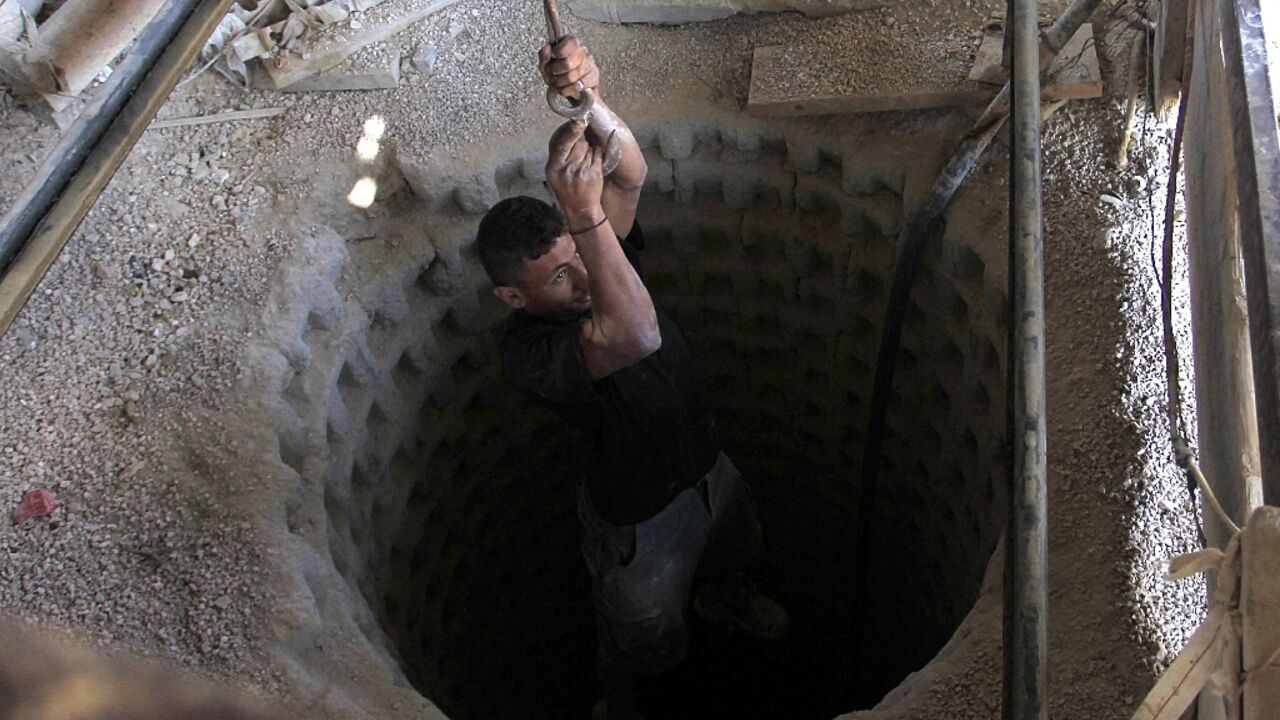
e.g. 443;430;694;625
569;215;609;235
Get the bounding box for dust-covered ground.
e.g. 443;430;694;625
0;1;1205;717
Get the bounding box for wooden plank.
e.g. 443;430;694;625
747;24;1100;117
146;106;285;130
258;50;400;92
1223;0;1280;508
1241;507;1280;716
274;67;398;92
968;24;1006;84
1184;0;1262;550
1154;0;1189;114
969;24;1101;96
262;0;459;89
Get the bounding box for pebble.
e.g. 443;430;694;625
412;43;438;75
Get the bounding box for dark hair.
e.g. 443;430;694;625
476;196;565;287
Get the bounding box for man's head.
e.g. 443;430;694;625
478;196;592;318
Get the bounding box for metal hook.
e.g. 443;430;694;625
541;0;619;173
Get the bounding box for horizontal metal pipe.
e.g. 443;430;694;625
0;0;206;275
0;0;232;336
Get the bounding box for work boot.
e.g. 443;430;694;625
693;572;789;640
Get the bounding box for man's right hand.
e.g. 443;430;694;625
538;35;600;101
545;120;606;225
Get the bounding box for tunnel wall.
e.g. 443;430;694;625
238;108;1013;720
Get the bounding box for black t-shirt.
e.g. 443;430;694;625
500;223;721;525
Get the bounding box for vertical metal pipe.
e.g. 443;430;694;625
543;0;565;42
854;0;1102;683
1002;0;1015;73
1002;0;1048;716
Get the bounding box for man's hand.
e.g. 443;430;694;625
538;35;645;238
545;120;606;223
538;35;600;101
545;122;660;380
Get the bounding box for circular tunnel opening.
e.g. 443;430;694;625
309;133;1009;720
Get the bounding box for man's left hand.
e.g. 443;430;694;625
538;35;600;100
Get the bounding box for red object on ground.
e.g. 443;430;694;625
12;488;57;525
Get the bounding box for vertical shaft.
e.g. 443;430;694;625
1002;0;1048;717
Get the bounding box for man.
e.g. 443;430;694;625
476;37;787;720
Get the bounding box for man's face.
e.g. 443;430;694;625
494;233;592;317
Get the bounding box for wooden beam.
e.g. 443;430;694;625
1154;0;1189;114
260;50;400;92
1242;507;1280;716
147;106;285;130
262;0;458;89
1184;0;1262;549
1223;0;1280;506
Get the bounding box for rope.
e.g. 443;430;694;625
1242;640;1280;688
1220;641;1280;720
1185;452;1242;535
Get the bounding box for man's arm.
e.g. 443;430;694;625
540;37;647;238
545;121;660;379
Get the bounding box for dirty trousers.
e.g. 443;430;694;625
576;452;763;676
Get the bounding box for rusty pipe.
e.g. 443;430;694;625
1001;0;1048;715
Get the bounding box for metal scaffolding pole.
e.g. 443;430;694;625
1002;0;1048;716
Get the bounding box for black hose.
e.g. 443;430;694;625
853;0;1106;678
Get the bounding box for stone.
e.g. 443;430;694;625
412;43;438;75
12;488;57;525
655;121;695;160
451;174;499;215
